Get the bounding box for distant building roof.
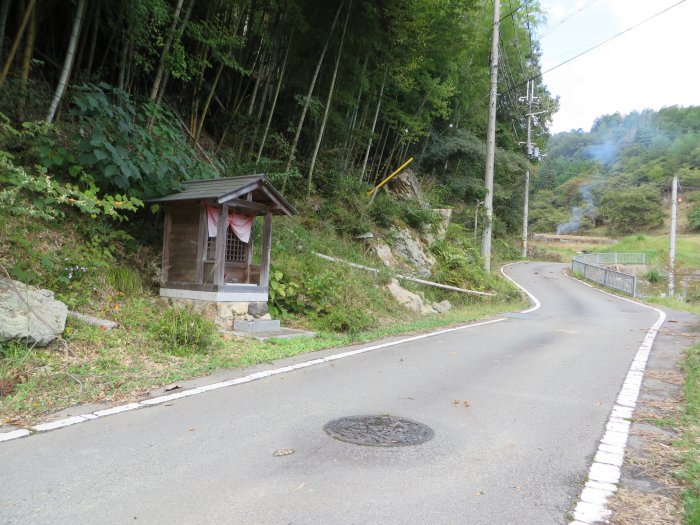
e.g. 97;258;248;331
147;175;296;216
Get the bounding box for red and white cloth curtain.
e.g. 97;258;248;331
205;204;254;243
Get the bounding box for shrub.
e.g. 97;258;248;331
314;306;373;334
430;225;491;291
36;83;217;198
688;206;700;231
402;203;440;230
368;192;402;228
153;308;218;356
645;268;662;283
599;187;664;234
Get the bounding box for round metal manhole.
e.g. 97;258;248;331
323;415;434;447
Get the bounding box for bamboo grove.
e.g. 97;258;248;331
0;0;557;229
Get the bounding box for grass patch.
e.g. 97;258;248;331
600;234;700;268
0;291;524;425
678;343;700;524
646;296;700;316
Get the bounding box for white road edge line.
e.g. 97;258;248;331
0;262;546;443
500;262;542;313
2;305;527;443
565;271;666;525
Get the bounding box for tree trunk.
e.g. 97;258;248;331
255;37;290;166
45;0;86;123
307;0;351;195
283;0;344;190
343;53;367;154
247;49;265;117
370;121;389;182
0;0;36;87
193;60;224;145
154;0;195;105
117;31;128;90
97;16;119;77
249;59;274;156
149;0;185;103
85;0;101;74
360;65;387;181
0;0;12;63
19;0;36;119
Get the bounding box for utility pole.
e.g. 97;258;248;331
520;79;536;259
668;174;678;296
481;0;500;273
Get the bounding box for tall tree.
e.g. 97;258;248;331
0;0;36;87
149;0;185;102
46;0;86;123
306;0;351;194
283;0;344;187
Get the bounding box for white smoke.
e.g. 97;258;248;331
556;184;595;234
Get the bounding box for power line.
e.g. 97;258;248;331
509;0;688;94
540;0;687;78
538;0;599;40
499;3;523;22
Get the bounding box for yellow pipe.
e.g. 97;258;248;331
366;157;414;196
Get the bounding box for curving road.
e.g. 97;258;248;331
0;262;662;524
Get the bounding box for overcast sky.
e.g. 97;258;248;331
536;0;700;134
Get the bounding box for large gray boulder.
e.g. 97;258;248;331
390;227;436;278
0;278;67;346
386;279;436;314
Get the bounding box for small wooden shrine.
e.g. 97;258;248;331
148;175;296;304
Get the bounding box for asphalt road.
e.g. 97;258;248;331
0;262;661;525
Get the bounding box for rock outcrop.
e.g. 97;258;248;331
386;279;436;314
0;278;68;346
388;169;427;206
389;227;436;278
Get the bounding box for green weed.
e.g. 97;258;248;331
678;344;700;524
152;308;220;356
107;267;143;296
644;268;662;283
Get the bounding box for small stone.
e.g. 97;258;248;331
432;300;452;313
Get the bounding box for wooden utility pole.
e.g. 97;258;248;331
521;79;535;259
481;0;500;272
668;174;678;296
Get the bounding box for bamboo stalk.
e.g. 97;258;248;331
0;0;37;87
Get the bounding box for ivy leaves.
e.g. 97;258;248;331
38;83;216;199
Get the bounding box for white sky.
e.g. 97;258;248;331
536;0;700;133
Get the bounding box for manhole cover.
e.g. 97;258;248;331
323;415;433;447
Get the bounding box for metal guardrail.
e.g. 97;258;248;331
571;253;646;297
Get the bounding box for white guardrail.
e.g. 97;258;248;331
571;253;646;297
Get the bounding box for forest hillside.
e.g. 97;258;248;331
531;106;700;236
0;0;549;420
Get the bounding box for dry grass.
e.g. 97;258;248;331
644;370;686;386
608;488;682;525
626;432;683;488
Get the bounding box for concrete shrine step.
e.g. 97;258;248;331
226;319;316;341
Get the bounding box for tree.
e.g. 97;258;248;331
46;0;86;123
599;187;664;234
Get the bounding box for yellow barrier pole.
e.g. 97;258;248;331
366;157;414;196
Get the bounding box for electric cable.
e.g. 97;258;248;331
538;0;599;40
508;0;688;94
